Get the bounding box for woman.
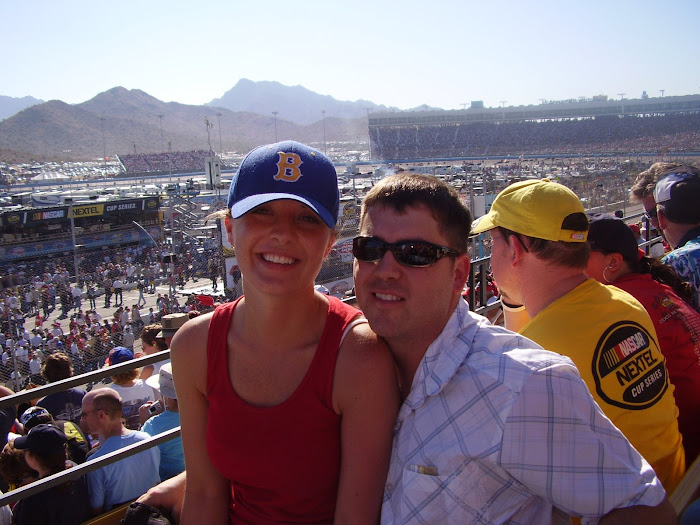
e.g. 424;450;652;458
106;346;155;430
586;214;700;465
12;424;91;524
173;141;398;524
137;323;169;380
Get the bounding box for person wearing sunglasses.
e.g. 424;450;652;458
629;162;687;259
356;173;675;524
163;141;398;524
653;166;700;313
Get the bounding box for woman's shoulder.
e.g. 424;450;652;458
335;319;394;378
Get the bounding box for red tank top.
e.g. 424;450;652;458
205;296;361;524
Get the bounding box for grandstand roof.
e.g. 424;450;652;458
369;94;700;127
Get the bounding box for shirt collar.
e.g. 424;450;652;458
401;298;484;414
676;225;700;249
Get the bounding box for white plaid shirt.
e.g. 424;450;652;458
381;299;665;524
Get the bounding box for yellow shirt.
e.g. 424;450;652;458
520;279;685;493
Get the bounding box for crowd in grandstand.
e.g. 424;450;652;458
371;112;700;159
118;150;215;174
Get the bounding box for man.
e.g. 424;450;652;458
113;276;124;307
140;175;676;523
471;178;685;493
81;388;160;514
36;353;85;425
71;282;83;311
142;363;184;481
353;173;674;523
653;166;700;311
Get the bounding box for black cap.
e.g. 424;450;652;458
14;424;67;455
587;214;640;265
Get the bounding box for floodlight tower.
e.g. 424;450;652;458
157;114;165;152
216;112;223;156
365;107;373;161
100;117;107;174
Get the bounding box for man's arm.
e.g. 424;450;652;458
502;359;670;520
600;497;676;524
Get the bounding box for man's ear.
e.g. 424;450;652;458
657;209;668;231
452;254;471;294
509;235;528;266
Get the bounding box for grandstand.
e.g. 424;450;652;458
369;95;700;160
117;150;216;175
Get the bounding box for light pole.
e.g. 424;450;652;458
365;108;372;161
321;110;327;154
204;116;213;152
157;114;165;152
100;117;107;175
69;203;80;285
272;111;278;142
216;112;223;156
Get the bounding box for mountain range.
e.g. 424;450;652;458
0;95;44;121
0;80;396;164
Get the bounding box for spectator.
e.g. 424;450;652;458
138;323;169;381
0;386;18;484
107;347;154;430
352;173;675;522
36;353;85;425
166;141;397;523
28;352;42;384
472;178;686;492
121;326;134;350
585;214;700;464
20;405;90;464
141;364;184;480
12;424;92;524
71;283;83;311
111;277;123;306
81;388;160;514
653;167;700;311
136;281;146;308
0;440;37;492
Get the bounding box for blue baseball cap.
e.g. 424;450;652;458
228;141;339;228
108;346;134;365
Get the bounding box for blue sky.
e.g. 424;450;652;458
3;0;699;111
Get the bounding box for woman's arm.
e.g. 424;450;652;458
170;314;230;525
332;322;400;524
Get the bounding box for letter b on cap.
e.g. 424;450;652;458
274;152;303;182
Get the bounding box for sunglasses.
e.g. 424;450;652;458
644;208;658;221
352;236;461;267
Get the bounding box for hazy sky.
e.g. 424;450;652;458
3;0;699;111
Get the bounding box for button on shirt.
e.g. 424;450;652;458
381;299;665;525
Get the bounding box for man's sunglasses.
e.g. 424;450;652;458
352;236;461;267
644;207;658;221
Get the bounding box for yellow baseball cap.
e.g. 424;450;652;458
471;179;588;242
